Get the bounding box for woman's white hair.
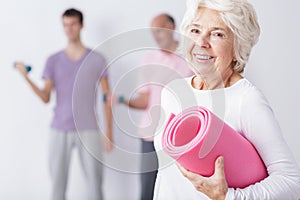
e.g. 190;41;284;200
181;0;260;73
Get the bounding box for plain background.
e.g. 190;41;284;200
0;0;299;199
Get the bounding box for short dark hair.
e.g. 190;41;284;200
62;8;83;24
165;14;175;25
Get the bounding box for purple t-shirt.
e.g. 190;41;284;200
42;49;108;131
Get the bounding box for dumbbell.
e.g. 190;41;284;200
14;62;32;73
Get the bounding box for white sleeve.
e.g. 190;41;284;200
227;88;300;199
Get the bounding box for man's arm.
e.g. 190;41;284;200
122;92;149;110
100;77;113;151
15;62;53;103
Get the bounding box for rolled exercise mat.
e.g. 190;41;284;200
162;106;267;188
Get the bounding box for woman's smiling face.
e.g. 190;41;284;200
186;7;236;77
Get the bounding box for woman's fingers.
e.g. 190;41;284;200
177;156;228;200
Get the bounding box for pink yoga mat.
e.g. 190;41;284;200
162;106;267;188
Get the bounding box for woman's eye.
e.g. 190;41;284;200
212;32;225;38
190;28;199;34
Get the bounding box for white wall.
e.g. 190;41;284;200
246;0;300;166
0;0;299;199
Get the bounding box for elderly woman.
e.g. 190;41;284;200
153;0;300;199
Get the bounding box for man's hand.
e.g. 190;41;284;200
103;131;113;152
104;94;121;105
14;62;29;78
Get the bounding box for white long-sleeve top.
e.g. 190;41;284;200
153;77;300;200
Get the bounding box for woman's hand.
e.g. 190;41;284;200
177;156;228;200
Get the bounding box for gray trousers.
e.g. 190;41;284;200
141;140;158;200
49;129;103;200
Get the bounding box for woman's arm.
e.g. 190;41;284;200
227;88;300;199
177;87;300;200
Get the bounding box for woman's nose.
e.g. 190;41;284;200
196;35;210;48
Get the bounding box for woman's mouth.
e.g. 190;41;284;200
193;53;215;64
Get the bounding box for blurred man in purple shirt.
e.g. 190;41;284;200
15;8;112;200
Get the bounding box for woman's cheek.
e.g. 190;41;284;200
183;37;195;63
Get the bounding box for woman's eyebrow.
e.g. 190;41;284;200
190;23;227;31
